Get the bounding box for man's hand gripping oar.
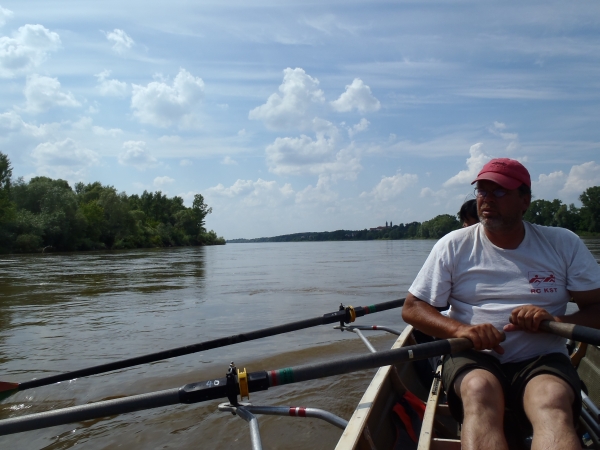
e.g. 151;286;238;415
504;304;600;346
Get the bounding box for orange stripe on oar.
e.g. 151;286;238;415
0;382;19;393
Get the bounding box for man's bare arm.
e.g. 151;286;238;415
402;293;504;353
564;288;600;328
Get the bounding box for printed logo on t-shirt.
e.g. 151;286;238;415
528;271;557;293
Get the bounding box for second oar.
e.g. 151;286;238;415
0;298;405;397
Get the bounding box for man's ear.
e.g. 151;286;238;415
522;194;531;214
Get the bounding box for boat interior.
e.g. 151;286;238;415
337;324;600;450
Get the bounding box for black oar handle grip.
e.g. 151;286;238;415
539;321;600;347
445;331;504;351
447;338;474;352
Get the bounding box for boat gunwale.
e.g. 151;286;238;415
334;325;415;450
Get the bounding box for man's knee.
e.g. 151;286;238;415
523;374;575;416
456;369;504;406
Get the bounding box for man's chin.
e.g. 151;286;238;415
480;217;503;231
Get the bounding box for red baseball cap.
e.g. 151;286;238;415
471;158;531;190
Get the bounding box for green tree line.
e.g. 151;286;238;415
0;152;225;253
229;186;600;243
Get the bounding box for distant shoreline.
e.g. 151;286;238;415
227;227;600;244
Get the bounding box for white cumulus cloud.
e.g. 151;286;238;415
265;121;361;179
22;74;80;114
0;110;24;130
348;118;369;138
532;171;566;201
92;126;123;137
31;138;100;179
131;68;205;128
443;143;491;187
560;161;600;196
154;176;174;188
249;67;325;131
105;29;134;55
295;176;338;205
360;171;418;202
489;121;518;140
331;78;380;113
118;140;158;170
531;161;600;202
0;6;13;28
0;24;61;78
95;69;128;97
221;156;237;165
207;179;295;208
0;111;55;137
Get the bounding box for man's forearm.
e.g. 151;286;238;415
557;302;600;329
559;288;600;328
402;293;465;339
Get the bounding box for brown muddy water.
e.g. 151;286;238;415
0;238;598;449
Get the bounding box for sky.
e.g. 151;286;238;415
1;1;599;239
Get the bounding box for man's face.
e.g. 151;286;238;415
476;180;530;232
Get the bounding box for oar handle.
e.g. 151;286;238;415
539;320;600;347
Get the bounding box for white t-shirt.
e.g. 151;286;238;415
409;222;600;363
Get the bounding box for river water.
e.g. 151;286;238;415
0;238;599;449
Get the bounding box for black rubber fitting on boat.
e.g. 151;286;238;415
247;371;270;392
226;362;239;407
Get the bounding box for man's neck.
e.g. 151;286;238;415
482;221;526;249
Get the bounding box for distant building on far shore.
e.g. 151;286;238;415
369;221;393;231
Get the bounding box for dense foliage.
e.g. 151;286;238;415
0;152;224;253
522;190;600;234
230;190;600;243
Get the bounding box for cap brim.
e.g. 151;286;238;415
471;172;522;190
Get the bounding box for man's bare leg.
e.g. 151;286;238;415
455;368;508;450
523;374;581;450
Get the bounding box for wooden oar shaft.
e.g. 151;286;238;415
539;320;600;346
0;335;471;436
10;298;405;392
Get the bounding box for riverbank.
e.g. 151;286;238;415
228;224;600;244
2;232;225;254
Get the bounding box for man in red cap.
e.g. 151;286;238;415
402;158;600;449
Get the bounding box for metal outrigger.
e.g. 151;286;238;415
217;324;402;450
218;403;349;450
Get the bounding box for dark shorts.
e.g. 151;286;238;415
441;350;582;428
